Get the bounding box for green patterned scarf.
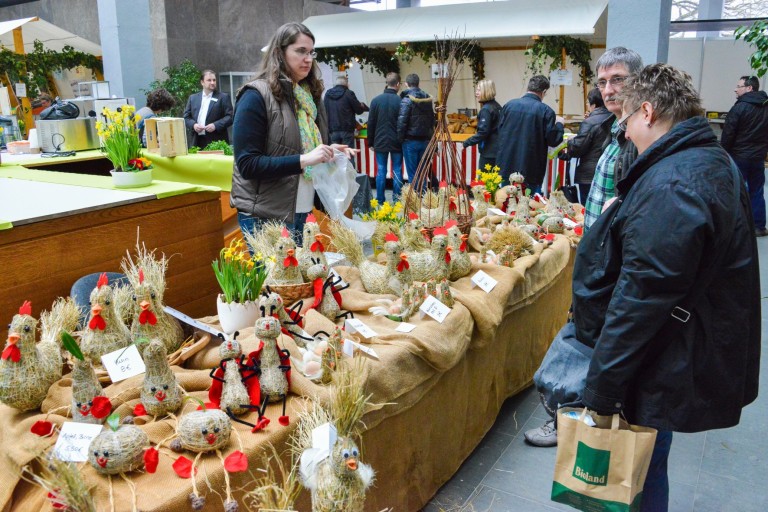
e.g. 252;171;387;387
294;82;322;180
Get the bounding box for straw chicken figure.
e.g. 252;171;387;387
80;273;132;362
470;182;491;220
298;213;328;281
140;338;182;416
268;227;304;285
0;300;69;411
399;212;430;252
445;220;471;280
121;243;183;353
405;227;452;282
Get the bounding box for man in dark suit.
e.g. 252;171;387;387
183;69;233;149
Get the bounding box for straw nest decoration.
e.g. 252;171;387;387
88;423;149;475
71;358;107;424
141;338;182;416
120;239;183;353
486;226;535;259
0;299;71;412
244;443;302;512
402;33;478;237
21;456;97;512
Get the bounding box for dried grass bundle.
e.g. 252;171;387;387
121;240;168;304
244;443;302;512
39;297;80;345
243;219;287;260
21;456;97;512
486;227;534;258
329;357;370;438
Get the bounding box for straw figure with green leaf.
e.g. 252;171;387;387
213;238;271;304
96;105;154;173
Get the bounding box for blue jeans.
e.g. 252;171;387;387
402;139;429;184
733;157;766;230
375;151;403;203
237;212;308;250
640;430;672;512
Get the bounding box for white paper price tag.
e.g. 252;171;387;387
312;422;337;452
343;338;380;359
419;295;451;323
101;344;146;383
342;338;355;357
53;422;103;462
325;252;345;265
345;318;377;339
471;270;498;293
562;217;579;229
487;207;508;216
14;82;26;98
329;267;347;287
395;322;417;333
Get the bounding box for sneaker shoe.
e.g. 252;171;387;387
756;228;768;237
524;419;557;447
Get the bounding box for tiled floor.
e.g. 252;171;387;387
423;230;768;512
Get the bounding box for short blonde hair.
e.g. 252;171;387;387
476;79;496;103
619;64;703;125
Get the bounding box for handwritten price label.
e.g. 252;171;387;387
101;344;146;383
53;422;103;462
345;318;377;339
419;295;451;323
563;217;579;229
471;270;498;293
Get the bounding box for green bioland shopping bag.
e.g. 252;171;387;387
552;407;657;512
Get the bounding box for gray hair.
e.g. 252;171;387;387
595;47;643;75
619;63;703;126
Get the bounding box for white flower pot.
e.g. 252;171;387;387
216;295;260;334
110;169;153;188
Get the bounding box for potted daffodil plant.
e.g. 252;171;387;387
96;105;154;188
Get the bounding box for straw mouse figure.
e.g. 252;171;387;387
249;315;291;429
305;259;353;322
80;273;132;362
259;290;313;348
139;338;182;417
71;357;112;424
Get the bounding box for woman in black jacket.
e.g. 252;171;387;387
563;88;613;202
574;64;759;512
462;79;501;171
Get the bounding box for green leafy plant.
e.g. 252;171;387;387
525;36;594;85
395;40;485;83
106;412;121;431
188;146;200;154
316;45;399;77
61;331;84;361
202;140;234;155
735;20;768;78
144;59;202;117
212;239;270;304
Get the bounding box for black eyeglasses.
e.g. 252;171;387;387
594;76;628;90
618;106;641;131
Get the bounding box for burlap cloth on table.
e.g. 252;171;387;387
0;236;571;512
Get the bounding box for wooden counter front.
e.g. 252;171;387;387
0;191;222;323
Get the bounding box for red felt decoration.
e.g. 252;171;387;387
96;272;109;289
459;240;467;252
444;251;451;264
439;180;447;188
279;415;290;426
172;456;196;478
574;226;584;236
433;227;448;237
281;226;290;238
139;309;157;326
306;213;317;224
89;315;106;331
133;403;147;416
19;301;32;316
483;191;491;202
224;450;248;472
251;417;271;432
47;491;66;509
470;180;485;187
445;220;458;229
138;269;145;284
540;233;556;242
283;255;299;268
2;345;20;363
90;396;112;419
144;447;159;473
408;212;419;221
448;198;458;211
384;232;399;242
310;240;325;252
397;254;410;272
31;420;54;437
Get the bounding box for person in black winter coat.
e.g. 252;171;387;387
721;75;768;236
575;64;760;512
368;72;404;202
397;73;435;185
462;79;502;171
495;75;564;193
323;75;368;148
562;88;613;202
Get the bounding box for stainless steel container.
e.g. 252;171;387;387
36;118;100;152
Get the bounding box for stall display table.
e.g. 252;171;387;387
0;232;574;511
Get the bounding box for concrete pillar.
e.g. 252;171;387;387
697;0;724;37
96;0;154;107
607;0;673;64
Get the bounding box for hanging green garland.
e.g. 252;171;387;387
395;40;485;83
524;35;594;85
0;40;103;99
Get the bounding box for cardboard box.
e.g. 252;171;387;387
145;117;187;157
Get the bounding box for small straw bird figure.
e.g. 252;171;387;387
268;227;304;285
0;300;71;411
470;181;491;220
298;213;328;281
399;212;430;252
404;227;453;282
80;273;132;362
140;338;182;416
445;220;471;280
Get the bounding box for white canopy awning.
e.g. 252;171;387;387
0;17;101;56
304;0;608;49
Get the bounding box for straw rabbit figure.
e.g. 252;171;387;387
80;273;131;362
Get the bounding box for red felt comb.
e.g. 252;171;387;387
306;213;317;224
439;180;448;188
97;272;109;289
408;212;419;220
445;220;458;229
19;301;32;316
138;269;145;284
470;180;485;187
433;227;448;236
457;188;466;195
385;232;399;242
281;226;290;238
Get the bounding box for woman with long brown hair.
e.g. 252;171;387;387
231;22;356;244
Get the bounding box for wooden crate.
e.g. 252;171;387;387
145;117;188;157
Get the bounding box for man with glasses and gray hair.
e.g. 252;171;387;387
581;47;643;231
524;47;643;448
721;75;768;236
